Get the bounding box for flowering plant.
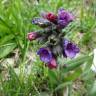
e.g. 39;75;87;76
28;8;79;69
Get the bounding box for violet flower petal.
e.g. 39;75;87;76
37;48;52;63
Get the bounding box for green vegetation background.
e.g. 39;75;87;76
0;0;96;96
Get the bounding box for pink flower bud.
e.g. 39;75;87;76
27;32;38;41
47;58;57;69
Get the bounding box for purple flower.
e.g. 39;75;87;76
37;48;57;69
32;18;52;28
63;39;80;58
37;48;52;63
58;8;74;28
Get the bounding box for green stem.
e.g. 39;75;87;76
22;41;29;63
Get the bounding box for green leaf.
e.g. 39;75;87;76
0;34;14;45
0;16;11;30
62;54;93;73
55;82;72;91
48;70;58;84
0;43;16;58
64;68;82;81
88;80;96;96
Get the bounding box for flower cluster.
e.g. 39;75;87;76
27;8;79;69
